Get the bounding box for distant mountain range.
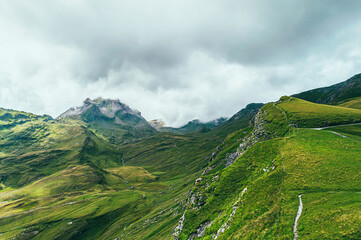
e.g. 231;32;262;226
0;74;361;239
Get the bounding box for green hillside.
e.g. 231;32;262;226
293;73;361;105
1;92;361;239
175;98;361;239
277;96;361;127
337;96;361;110
0;106;228;239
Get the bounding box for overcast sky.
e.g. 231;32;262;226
1;0;361;126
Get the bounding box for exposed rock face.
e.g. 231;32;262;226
173;212;186;240
59;98;141;119
148;119;166;131
214;187;248;239
58;97;148;127
224;151;241;167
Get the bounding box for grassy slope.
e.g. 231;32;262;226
0;107;235;239
177;98;361;239
337;96;361;110
1;97;361;239
292;73;361;105
281;128;361;239
277;96;361;127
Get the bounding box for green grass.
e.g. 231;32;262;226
0;107;232;239
323;124;361;140
106;166;158;182
283;129;361;191
2;94;361;239
299;192;361;239
176;100;361;239
277;97;361;127
338;97;361;110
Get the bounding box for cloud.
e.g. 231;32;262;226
1;0;361;126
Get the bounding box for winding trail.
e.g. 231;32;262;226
312;122;361;130
312;123;361;141
293;194;303;240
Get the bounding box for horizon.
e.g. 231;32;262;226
2;72;359;128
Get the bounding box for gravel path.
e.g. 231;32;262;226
293;194;303;240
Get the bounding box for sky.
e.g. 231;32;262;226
1;0;361;127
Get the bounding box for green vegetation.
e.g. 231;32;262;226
1;78;361;239
175;97;361;239
338;96;361;110
293;73;361;105
277;97;361;127
324;124;361;140
0;106;227;239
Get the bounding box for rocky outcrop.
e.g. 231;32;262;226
148;119;166;131
173;104;284;239
214;187;248;239
58;98;142;120
57;97;152;128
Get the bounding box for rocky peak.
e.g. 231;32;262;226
58;97;143;121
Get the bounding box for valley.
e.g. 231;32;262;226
1;75;361;239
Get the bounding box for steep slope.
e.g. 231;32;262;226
212;103;264;138
293;73;361;105
174;98;361;239
58;97;156;143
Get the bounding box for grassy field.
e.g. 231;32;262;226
323;124;361;140
276;97;361;127
338;97;361;110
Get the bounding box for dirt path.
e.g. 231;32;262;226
293;194;303;240
312;123;361;141
312;122;361;130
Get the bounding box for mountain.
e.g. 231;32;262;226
157;117;228;134
1;77;361;239
58;97;156;143
59;98;145;125
293;73;361;106
175;97;361;239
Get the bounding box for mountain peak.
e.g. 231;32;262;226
58;97;142;121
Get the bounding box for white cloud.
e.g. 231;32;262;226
1;0;361;126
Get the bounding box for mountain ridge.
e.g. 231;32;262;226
1;74;361;239
292;73;361;105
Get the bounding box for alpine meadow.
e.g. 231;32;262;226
1;1;361;240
